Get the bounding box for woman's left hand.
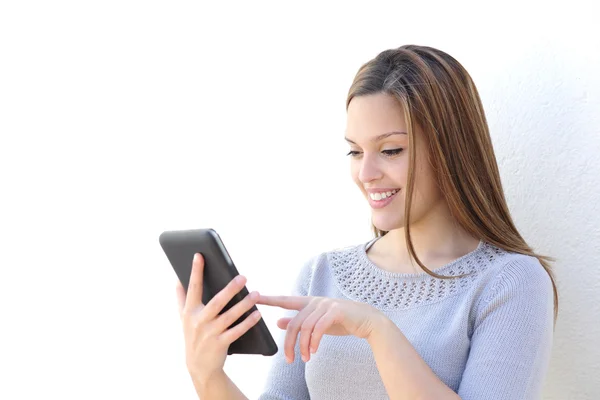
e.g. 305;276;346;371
257;295;385;363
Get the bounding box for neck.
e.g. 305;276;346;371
378;201;480;267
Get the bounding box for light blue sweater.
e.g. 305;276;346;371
258;238;554;399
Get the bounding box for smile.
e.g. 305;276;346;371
369;189;399;201
367;189;400;209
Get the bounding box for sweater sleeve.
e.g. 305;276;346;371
257;255;317;400
457;257;555;400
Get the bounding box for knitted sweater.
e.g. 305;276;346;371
258;238;554;400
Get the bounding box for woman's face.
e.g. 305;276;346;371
345;92;444;232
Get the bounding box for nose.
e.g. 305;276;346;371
357;153;383;184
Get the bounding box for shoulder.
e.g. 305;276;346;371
481;249;553;301
472;246;555;323
291;240;367;295
300;240;366;270
298;241;365;274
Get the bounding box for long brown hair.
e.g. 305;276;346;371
346;45;558;323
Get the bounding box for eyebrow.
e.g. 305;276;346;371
344;131;407;144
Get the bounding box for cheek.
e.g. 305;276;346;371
389;158;408;185
350;162;361;185
410;165;441;204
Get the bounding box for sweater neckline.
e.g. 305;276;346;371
358;236;486;280
328;238;501;310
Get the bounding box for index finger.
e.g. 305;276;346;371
184;253;204;311
257;295;308;310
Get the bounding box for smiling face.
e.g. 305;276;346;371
345;92;444;233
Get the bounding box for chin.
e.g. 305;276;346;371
371;214;403;233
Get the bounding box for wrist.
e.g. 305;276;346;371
189;368;226;391
366;310;394;344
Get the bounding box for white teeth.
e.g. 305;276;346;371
369;189;399;201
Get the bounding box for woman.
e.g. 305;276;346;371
176;44;558;399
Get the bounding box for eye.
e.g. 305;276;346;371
346;150;361;157
382;148;404;156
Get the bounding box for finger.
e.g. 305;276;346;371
310;310;338;355
299;308;327;362
277;317;292;330
184;253;205;312
284;305;314;363
176;280;186;315
202;275;247;321
214;291;260;333
220;309;262;344
257;295;309;310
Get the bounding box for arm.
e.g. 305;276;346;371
367;316;460;400
456;258;554;400
257;332;311;400
366;257;554;400
257;256;317;400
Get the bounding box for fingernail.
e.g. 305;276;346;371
301;355;307;362
285;356;291;363
193;253;198;261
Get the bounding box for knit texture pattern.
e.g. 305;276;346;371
258;239;554;400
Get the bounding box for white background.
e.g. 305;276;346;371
1;1;599;399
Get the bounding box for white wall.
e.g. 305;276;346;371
1;1;598;399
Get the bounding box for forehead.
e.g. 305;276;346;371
345;93;407;140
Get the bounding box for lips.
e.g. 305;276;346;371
366;189;401;209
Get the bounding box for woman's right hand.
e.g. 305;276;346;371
176;253;263;383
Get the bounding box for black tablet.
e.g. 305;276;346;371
159;228;278;356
